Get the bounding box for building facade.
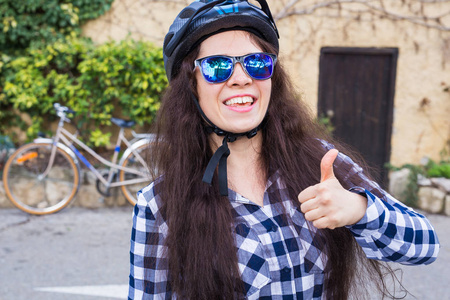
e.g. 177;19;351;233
82;0;450;177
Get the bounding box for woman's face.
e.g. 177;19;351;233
195;31;272;134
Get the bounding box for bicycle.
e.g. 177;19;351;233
2;103;155;215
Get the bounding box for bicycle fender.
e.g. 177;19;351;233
33;138;82;174
118;139;152;166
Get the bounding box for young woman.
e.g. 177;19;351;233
129;1;439;299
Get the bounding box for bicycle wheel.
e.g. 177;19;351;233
3;142;79;215
119;142;154;205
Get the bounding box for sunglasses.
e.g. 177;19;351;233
194;52;277;83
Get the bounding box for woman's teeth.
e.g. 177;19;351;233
224;96;254;106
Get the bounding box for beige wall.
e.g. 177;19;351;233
82;0;450;167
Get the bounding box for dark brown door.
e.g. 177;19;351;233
318;47;398;187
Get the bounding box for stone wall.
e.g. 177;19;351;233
0;170;132;211
3;167;450;215
390;169;450;216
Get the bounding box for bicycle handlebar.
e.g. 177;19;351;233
54;103;76;115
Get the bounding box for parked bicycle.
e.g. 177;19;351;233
2;103;155;215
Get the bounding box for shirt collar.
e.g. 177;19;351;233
228;170;282;205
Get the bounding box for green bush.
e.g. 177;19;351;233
1;35;168;146
0;135;15;177
426;160;450;179
0;0;114;54
0;0;169;148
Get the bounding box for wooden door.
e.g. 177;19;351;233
318;47;398;187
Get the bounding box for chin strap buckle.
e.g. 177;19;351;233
227;135;237;142
246;128;258;139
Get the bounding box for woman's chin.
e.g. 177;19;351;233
219;121;262;134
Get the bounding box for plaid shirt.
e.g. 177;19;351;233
129;151;439;299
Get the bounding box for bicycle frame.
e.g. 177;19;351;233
42;115;151;189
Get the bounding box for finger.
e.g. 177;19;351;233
312;217;336;229
300;197;319;214
298;185;318;203
320;149;339;182
304;207;325;222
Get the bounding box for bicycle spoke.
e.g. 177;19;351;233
119;142;155;205
3;143;79;215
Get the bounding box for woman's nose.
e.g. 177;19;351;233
227;63;252;86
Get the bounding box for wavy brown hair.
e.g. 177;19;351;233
150;32;404;299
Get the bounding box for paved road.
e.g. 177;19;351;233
1;207;449;300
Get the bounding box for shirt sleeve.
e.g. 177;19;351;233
129;183;172;299
330;150;440;265
347;188;439;265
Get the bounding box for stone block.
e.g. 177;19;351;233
74;184;104;209
445;195;450;216
389;168;411;203
418;187;445;213
417;174;432;186
430;177;450;193
83;170;98;185
72;181;131;208
113;191;129;207
101;187;122;207
0;181;15;208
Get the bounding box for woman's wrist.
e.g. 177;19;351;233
348;188;368;225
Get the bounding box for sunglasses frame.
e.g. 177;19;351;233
194;52;277;83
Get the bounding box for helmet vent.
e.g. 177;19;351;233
179;8;195;19
163;33;174;52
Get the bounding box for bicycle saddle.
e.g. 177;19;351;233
111;118;136;128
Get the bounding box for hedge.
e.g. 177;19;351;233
0;0;168;147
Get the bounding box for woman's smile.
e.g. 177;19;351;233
223;95;257;112
223;95;254;107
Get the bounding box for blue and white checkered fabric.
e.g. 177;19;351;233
129;150;439;299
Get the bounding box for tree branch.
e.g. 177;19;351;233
274;0;450;31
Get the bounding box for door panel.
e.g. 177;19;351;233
318;47;398;187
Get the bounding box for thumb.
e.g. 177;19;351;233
320;149;339;182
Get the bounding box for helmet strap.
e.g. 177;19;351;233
190;92;262;196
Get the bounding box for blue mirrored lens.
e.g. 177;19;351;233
201;56;233;83
244;53;273;80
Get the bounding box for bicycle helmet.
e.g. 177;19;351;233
163;0;279;81
163;0;280;196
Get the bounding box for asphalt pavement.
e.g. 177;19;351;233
0;207;449;300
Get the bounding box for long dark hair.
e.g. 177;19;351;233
150;32;404;299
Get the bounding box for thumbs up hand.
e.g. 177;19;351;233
297;149;368;229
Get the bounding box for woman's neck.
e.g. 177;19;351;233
209;133;266;206
208;131;263;166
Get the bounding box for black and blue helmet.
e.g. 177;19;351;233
163;0;279;81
